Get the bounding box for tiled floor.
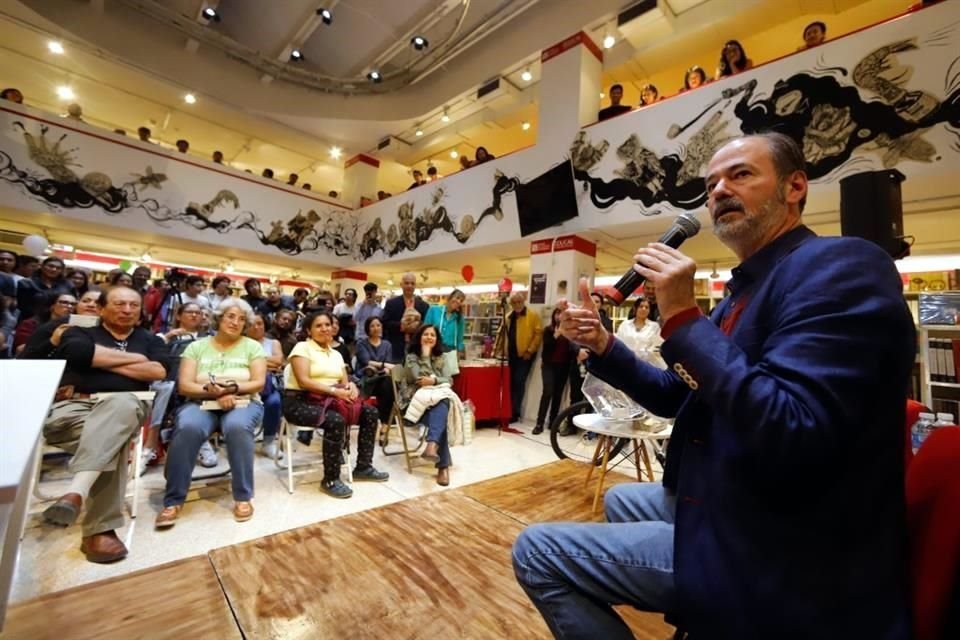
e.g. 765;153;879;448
13;420;659;603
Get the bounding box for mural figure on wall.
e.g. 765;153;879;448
0;123;358;257
356;171;519;259
571;34;960;213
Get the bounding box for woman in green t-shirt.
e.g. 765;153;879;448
283;310;389;499
155;298;266;528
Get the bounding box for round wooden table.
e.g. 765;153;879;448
572;413;673;514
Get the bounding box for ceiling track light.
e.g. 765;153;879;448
415;127;424;137
521;121;531;131
201;7;220;22
183;93;197;104
411;35;429;51
367;70;382;83
290;49;304;61
520;67;532;82
317;8;332;25
48;41;64;54
603;33;615;49
441;108;450;123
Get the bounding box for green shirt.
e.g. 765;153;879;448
182;336;264;384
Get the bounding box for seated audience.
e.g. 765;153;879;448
175;139;189;153
682;65;708;91
41;286;167;562
156;298;266;528
598;84;633;121
423;288;466;375
137;126;152;143
640;84;660;106
18;289;99;359
404;324;463;486
475;146;496;164
355;316;395;425
16;257;74;322
241;278;267;313
715;39;753;79
107;270;134;288
616;297;666;369
14;290;77;354
282;311;389;498
1;87;24;103
269;308;299;357
65;269;89;297
212;150;224;164
247;312;284;460
408;169;425;190
801;21;827;49
534;308;572;435
330;316;352;374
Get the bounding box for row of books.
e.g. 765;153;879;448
927;338;960;383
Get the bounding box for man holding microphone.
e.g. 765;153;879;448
512;133;915;639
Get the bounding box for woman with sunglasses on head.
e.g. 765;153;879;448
16;289;98;359
14;289;77;355
155;298;265;527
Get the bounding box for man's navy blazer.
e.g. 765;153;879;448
590;226;916;639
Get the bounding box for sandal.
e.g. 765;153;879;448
233;501;254;522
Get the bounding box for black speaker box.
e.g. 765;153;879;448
839;170;909;258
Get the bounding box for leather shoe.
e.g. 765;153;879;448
437;467;450;486
43;492;82;527
154;505;182;529
421;441;440;462
80;530;128;563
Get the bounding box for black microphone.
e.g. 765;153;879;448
606;212;701;305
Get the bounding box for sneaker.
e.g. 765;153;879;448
261;440;283;461
139;447;157;476
353;465;389;482
197;441;218;468
321;479;353;499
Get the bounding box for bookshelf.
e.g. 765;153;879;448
919;324;960;415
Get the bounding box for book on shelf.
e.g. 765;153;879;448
926;337;960;384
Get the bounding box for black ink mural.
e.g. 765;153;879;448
571;35;960;213
0;123;361;257
356;172;519;258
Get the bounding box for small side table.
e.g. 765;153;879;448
573;413;673;514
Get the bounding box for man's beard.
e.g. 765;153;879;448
712;187;786;252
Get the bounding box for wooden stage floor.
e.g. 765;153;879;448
3;460;672;639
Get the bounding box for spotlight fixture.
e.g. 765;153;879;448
441;109;450;123
600;92;605;99
48;41;65;54
387;275;394;286
603;34;615;49
367;70;382;83
224;262;235;273
201;7;220;22
521;121;531;131
450;150;459;159
415;128;424;137
411;35;428;50
183;93;197;104
710;262;719;279
56;85;75;101
317;8;332;25
520;68;532;82
290;49;304;61
330;146;342;159
140;250;152;262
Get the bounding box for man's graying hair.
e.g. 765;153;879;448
752;132;808;213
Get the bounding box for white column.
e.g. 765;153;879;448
341;154;380;208
537;32;604;158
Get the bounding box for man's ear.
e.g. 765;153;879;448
785;170;808;210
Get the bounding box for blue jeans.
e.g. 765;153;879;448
512;483;677;639
163;401;263;506
261;389;281;438
423;400;451;469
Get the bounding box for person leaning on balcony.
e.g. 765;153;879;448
681;65;708;92
800;21;827;50
715;40;753;80
598;83;633;121
40;286;168;563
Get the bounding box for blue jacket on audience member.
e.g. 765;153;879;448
589;226;915;639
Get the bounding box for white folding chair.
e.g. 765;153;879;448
274;417;355;494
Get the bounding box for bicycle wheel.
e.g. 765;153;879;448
548;401;628;464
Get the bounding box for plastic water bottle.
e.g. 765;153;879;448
911;412;935;454
934;412;955;428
